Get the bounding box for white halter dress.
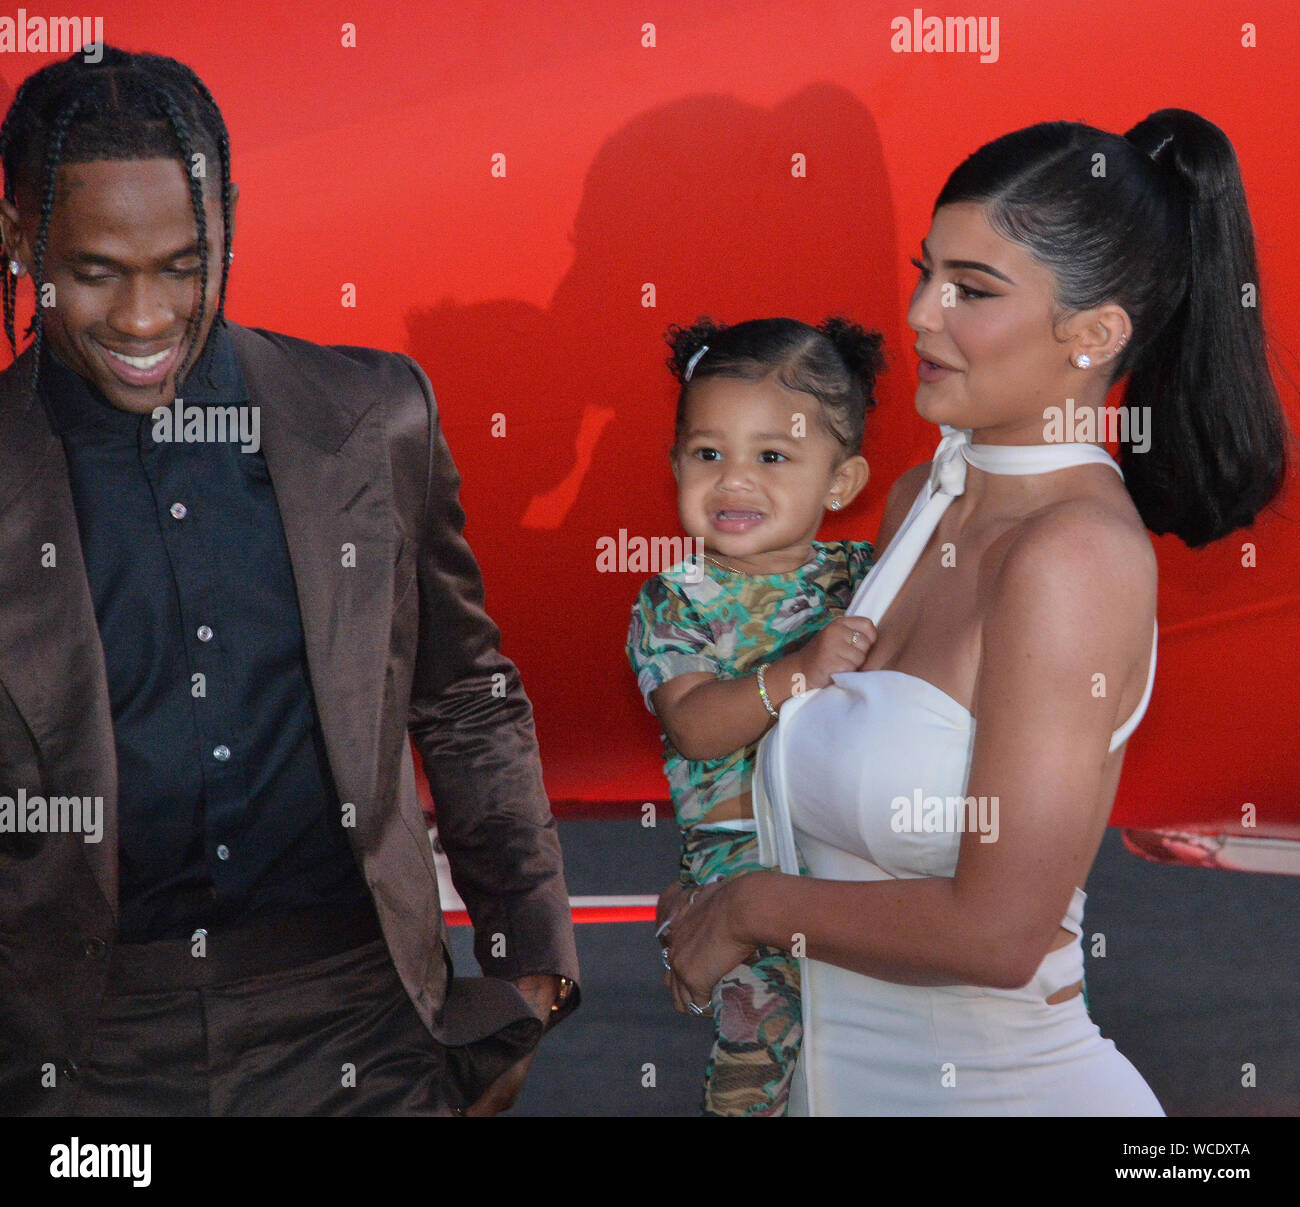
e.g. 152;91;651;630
754;428;1163;1116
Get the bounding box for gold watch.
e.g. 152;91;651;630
550;976;575;1014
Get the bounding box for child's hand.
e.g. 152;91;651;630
776;617;877;694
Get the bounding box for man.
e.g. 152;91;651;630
0;47;577;1116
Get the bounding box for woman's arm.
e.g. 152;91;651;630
666;502;1157;997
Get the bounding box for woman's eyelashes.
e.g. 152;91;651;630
909;257;995;300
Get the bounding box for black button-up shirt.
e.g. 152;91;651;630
43;329;371;942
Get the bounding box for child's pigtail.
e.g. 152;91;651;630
818;316;886;408
666;317;726;382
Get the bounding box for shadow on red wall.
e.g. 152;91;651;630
407;83;918;805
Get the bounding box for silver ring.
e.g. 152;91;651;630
660;946;673;972
687;1000;713;1017
851;631;862;647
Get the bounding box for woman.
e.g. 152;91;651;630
659;109;1286;1115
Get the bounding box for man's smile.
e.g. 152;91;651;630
94;338;181;388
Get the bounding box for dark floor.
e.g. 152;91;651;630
448;822;1300;1117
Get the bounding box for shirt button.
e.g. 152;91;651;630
213;745;231;762
216;844;230;861
169;502;188;520
197;625;214;642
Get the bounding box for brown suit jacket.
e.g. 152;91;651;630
0;323;578;1114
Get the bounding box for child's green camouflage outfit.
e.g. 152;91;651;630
626;539;873;1116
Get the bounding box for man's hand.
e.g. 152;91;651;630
512;972;562;1020
460;973;560;1117
462;1049;537;1117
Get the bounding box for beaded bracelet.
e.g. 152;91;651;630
756;663;779;719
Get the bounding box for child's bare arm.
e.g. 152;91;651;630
651;616;878;761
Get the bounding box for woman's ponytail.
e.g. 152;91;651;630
1121;109;1286;546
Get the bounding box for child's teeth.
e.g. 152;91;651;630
107;347;170;369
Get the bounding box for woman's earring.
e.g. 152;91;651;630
829;498;842;511
225;252;234;266
8;259;22;277
1073;353;1092;370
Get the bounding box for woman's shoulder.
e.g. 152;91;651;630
890;461;932;500
1014;485;1154;578
875;462;932;552
992;487;1157;645
976;489;1156;754
884;462;931;515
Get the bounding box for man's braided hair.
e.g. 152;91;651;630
0;46;232;394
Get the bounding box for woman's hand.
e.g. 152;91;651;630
655;878;691;1004
655;878;688;937
662;876;762;1014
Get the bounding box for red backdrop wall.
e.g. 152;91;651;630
4;1;1297;836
